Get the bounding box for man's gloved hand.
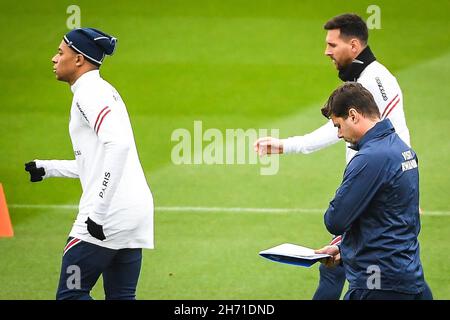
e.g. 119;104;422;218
85;217;106;241
25;161;46;182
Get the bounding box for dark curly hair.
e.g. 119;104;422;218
321;82;380;119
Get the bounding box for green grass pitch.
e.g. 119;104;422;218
0;0;449;299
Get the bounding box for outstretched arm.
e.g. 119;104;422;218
25;159;79;182
254;120;341;156
282;120;340;154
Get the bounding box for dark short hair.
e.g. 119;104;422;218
324;13;368;45
321;82;380;119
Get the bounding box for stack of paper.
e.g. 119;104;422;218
259;243;330;268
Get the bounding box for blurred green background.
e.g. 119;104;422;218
0;0;449;299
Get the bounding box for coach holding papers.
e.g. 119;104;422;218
314;82;432;300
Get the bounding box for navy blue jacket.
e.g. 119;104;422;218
324;119;426;294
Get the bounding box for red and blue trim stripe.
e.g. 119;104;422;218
94;106;111;134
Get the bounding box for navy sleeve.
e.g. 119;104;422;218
324;153;387;235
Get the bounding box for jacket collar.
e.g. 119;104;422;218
338;46;376;81
71;69;101;94
350;119;395;151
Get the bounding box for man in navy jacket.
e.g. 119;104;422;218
315;82;432;300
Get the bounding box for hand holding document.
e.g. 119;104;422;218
259;243;331;268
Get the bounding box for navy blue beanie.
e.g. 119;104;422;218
64;28;117;66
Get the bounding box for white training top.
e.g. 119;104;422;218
36;70;154;250
282;60;411;163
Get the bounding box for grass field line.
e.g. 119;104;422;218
8;204;450;216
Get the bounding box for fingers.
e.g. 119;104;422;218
25;161;45;182
321;256;339;268
315;245;334;254
315;245;340;256
254;137;282;156
318;257;334;268
254;139;269;156
85;217;106;241
334;253;341;263
25;161;36;172
254;137;272;153
325;258;335;268
316;245;341;268
314;247;327;254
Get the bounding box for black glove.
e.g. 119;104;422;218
25;161;46;182
85;217;106;241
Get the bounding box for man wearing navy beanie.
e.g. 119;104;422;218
25;28;154;300
63;27;117;66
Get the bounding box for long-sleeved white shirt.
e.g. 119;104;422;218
282;61;411;163
36;70;153;250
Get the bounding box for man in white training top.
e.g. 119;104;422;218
254;14;411;300
25;27;153;300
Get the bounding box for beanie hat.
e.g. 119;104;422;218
64;28;117;66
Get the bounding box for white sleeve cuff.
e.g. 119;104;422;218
281;136;305;154
34;160;50;179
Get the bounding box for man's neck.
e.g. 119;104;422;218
338;46;376;82
70;69;100;94
356;118;379;142
352;45;366;60
69;67;99;86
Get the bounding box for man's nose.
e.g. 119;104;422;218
52;55;58;63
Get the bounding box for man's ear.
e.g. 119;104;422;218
350;38;361;54
348;108;359;123
75;54;85;67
